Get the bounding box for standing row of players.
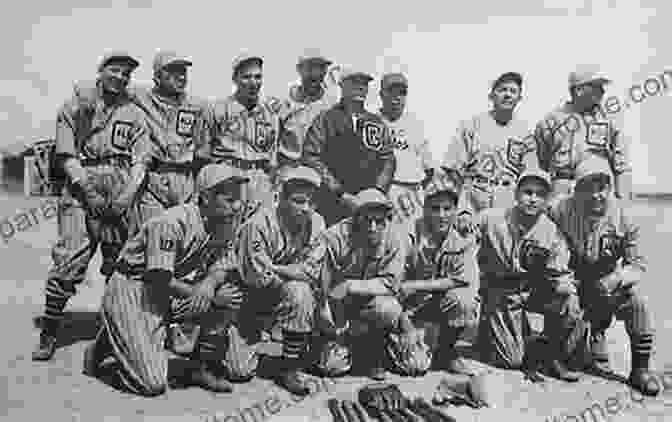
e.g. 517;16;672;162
31;49;657;398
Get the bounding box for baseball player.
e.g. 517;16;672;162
129;51;213;227
475;169;585;382
300;188;406;381
377;72;437;239
236;165;324;395
201;53;285;216
534;65;632;201
83;164;250;396
548;157;658;396
442;72;538;214
402;169;479;375
278;49;339;167
302;67;396;226
33;52;150;361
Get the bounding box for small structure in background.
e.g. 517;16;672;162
0;138;58;197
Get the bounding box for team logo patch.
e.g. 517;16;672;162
251;239;262;253
253;120;275;153
359;120;386;151
391;128;409;150
111;121;135;150
160;238;176;252
477;154;497;179
176;110;196;137
586;122;610;149
506;138;526;167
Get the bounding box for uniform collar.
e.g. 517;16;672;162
151;86;187;107
291;83;326;104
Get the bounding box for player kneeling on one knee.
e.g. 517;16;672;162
236;166;325;396
397;168;480;376
301;189;407;381
548;157;660;396
83;164;251;396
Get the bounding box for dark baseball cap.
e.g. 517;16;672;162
98;51;140;72
492;72;523;90
380;73;408;90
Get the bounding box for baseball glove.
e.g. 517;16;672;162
358;382;407;414
221;324;259;382
386;329;432;377
518;239;553;274
315;339;352;377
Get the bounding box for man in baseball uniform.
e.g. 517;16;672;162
130;51;212;227
33;52;150;361
201;53;285;216
278;49;339;167
443;72;538;214
300;188;405;380
236;165;324;395
548;157;658;396
534;65;632;200
377;72;436;238
84;164;250;396
402;168;479;375
302;68;396;226
476;169;585;382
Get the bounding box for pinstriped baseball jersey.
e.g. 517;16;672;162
279;83;339;161
116;203;215;281
534;103;631;181
237;207;325;289
206;95;284;164
379;110;434;184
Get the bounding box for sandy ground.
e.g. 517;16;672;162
1;192;672;422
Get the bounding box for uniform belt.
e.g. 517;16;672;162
467;175;513;187
80;155;131;167
151;161;194;174
216;156;270;172
392;180;423;188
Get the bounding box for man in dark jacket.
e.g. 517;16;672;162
302;67;396;226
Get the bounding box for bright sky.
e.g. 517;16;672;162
1;0;669;190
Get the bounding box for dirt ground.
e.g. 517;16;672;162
1;192;672;422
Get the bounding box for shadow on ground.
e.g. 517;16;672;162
33;311;100;348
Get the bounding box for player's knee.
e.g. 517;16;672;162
140;382;167;397
441;292;479;329
282;280;315;311
370;296;403;329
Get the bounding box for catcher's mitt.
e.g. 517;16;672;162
518;239;553;273
386;329;432;377
358;382;407;413
314;339;352;377
221;324;259;382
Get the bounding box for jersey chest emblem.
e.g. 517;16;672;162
111;121;135;150
586;122;610;149
176;110;196;137
358;120;386;151
476;153;498;178
252;119;276;153
506;137;526;167
391;128;409;150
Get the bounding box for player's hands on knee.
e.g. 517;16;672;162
597;272;622;296
212;282;244;311
189;279;217;314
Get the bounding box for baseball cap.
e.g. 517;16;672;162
569;65;611;88
353;188;394;214
297;48;332;67
492;72;523;90
98;51;140;72
516;169;552;192
232;52;263;75
574;156;613;185
424;168;462;202
196;163;249;193
339;66;374;84
276;165;321;188
380;73;408;90
153;51;192;73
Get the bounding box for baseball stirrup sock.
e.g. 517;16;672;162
44;278;76;323
282;330;309;360
631;333;654;370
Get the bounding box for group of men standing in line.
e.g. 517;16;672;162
29;47;659;399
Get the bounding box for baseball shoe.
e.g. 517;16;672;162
545;359;581;382
629;368;661;396
32;331;57;361
277;370;313;396
187;364;234;393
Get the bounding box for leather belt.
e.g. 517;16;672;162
151;161;194;174
80;155;130;167
391;180;423;189
216;156;270;172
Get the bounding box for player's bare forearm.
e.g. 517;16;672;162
347;278;396;296
169;279;197;298
272;263;312;282
402;278;464;293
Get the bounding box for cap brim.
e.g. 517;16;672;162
101;56;140;70
356;201;394;214
208;175;250;191
164;59;193;68
299;57;333;66
234;57;264;73
342;73;374;83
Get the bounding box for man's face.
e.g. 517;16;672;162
358;207;391;247
204;183;245;224
572;82;606;111
380;84;407;116
156;64;188;96
298;61;328;92
424;193;457;236
234;62;263;102
490;80;521;111
340;77;369;103
99;62;134;94
280;182;316;223
575;175;611;216
515;178;549;216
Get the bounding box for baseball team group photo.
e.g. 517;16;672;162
4;36;668;422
